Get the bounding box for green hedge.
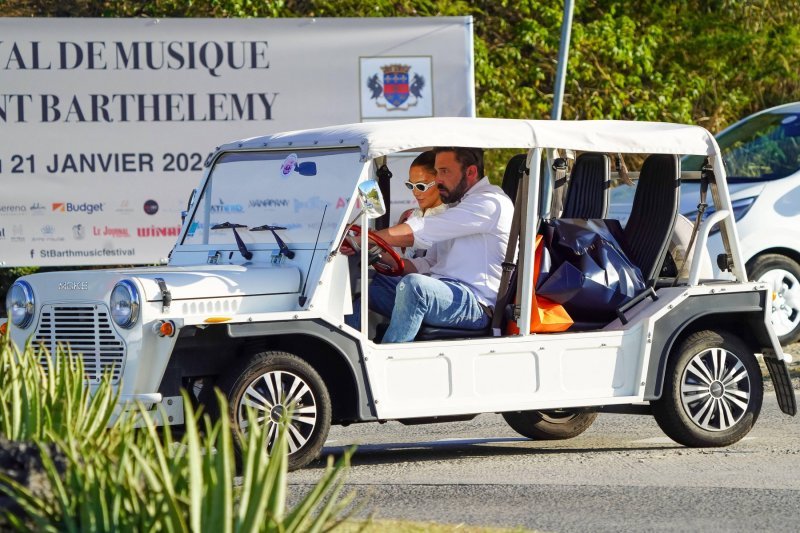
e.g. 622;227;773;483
4;0;798;130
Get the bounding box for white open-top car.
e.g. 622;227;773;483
4;118;797;470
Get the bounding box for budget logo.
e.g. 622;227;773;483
360;57;432;119
53;202;104;214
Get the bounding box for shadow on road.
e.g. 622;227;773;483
303;436;681;470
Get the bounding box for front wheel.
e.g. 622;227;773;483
652;330;763;447
748;254;800;345
502;410;598;440
212;351;332;471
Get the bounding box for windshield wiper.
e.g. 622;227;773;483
210;221;252;260
250;224;295;259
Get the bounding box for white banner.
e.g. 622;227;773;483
0;17;474;267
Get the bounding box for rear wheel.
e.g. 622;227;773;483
502;410;598;440
212;351;332;471
653;330;762;447
749;253;800;345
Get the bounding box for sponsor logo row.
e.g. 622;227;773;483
199;197;350;213
0;200;161;216
1;196;353;218
0;224;182;242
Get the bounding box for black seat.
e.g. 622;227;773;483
561;152;610;218
501;153;527;203
622;154;680;284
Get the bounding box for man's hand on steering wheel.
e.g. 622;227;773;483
339;224;404;276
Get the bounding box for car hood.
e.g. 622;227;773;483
22;265;302;302
126;265;302;301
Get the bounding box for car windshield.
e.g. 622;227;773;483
683;111;800;180
181;148;360;248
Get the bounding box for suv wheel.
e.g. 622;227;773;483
502;410;598;440
749;253;800;345
653;330;762;447
212;350;332;471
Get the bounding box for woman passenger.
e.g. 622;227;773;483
398;150;448;260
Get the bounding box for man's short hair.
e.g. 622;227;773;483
410;150;436;174
433;147;484;178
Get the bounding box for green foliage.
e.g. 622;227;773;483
7;0;797;133
0;342;118;444
0;339;354;531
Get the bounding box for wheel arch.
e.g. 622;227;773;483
745;247;800;272
226;320;376;424
161;320;376;424
646;291;771;399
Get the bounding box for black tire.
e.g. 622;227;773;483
652;330;763;447
211;350;332;471
502;410;598;440
748;253;800;345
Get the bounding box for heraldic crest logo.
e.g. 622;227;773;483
360;57;433;119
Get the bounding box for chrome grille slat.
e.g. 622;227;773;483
33;304;126;383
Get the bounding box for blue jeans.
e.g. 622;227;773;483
345;273;490;343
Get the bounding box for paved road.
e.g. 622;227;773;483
289;391;800;532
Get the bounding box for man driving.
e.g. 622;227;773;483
346;147;513;343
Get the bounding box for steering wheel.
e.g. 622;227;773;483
340;224;404;276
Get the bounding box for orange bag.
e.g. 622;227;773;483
506;235;573;334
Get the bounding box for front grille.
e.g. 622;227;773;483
33;304;126;383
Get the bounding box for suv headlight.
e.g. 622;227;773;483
110;280;140;328
5;280;35;329
683;196;756;234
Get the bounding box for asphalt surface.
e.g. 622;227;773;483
288;387;800;532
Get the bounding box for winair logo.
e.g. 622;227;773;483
137;225;182;237
58;281;89;290
52;202;105;215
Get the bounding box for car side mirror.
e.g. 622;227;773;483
295;162;317;176
357;179;387;219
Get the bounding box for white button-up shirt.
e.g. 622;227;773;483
404;202;449;260
405;177;513;306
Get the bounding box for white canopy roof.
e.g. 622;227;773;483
221;117;719;161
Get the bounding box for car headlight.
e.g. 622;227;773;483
110;280;140;328
5;280;35;329
683;197;756;234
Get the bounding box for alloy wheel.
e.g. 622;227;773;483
237;370;318;454
757;268;800;338
679;347;751;432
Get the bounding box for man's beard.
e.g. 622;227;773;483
439;172;469;204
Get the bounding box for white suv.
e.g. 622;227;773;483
681;103;800;346
5;118;796;469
